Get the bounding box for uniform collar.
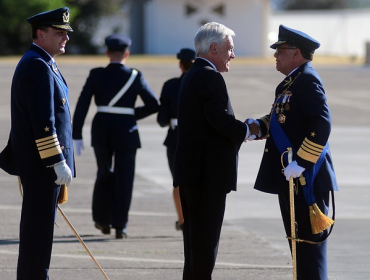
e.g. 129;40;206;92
32;43;55;62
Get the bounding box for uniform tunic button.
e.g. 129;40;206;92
264;148;268;152
61;146;65;150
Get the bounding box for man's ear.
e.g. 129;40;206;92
37;29;44;39
210;43;217;54
294;48;301;57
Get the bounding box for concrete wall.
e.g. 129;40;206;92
144;0;270;57
93;2;370;58
270;8;370;58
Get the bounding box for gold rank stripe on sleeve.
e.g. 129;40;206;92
297;138;324;163
35;134;62;159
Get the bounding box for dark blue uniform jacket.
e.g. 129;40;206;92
72;63;159;150
254;62;338;194
157;74;184;149
0;44;75;178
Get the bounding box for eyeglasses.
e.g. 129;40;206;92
275;47;296;55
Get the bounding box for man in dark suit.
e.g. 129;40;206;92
0;7;75;280
248;25;338;280
157;48;196;231
173;22;258;280
72;34;159;239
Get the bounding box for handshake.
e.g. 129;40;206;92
244;118;262;141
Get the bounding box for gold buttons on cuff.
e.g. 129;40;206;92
264;148;268;152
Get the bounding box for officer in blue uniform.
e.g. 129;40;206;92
157;48;196;231
248;25;338;280
0;7;75;280
72;34;159;239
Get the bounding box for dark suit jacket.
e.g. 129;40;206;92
254;62;338;194
173;58;247;192
0;44;75;178
72;63;159;150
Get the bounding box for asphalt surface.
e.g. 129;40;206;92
0;55;369;280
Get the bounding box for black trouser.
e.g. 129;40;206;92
17;176;60;280
179;185;227;280
279;184;330;280
92;147;136;229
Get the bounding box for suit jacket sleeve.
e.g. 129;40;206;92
202;70;246;144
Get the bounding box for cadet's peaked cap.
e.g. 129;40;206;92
27;7;73;32
270;25;320;53
105;34;132;51
176;48;196;61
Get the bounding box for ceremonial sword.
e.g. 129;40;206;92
281;148;297;280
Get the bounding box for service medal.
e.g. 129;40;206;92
284;103;290;111
278;114;286;124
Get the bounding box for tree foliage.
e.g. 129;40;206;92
0;0;128;55
64;0;128;54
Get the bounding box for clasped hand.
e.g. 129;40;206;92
245;118;261;141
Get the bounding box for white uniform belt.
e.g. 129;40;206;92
170;118;178;129
97;106;135;115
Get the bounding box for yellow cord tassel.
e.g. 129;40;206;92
309;203;334;234
57;184;68;205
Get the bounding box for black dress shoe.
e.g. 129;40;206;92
95;223;111;234
115;228;128;239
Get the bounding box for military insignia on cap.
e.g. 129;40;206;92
63;11;69;23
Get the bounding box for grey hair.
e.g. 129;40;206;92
194;22;235;56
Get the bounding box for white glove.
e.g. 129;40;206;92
54;161;72;186
74;139;84;156
284;160;305;181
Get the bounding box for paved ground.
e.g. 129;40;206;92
0;55;369;279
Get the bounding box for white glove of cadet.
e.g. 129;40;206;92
283;160;305;181
74;139;84;156
54;160;72;186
